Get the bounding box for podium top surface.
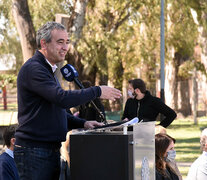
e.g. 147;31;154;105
71;130;133;136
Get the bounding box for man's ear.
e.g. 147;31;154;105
134;88;140;94
40;39;47;49
10;138;15;146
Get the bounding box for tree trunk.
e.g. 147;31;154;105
12;0;36;63
68;0;88;47
165;47;179;111
122;77;128;111
178;80;192;116
165;60;177;110
192;67;198;124
65;0;89;83
198;16;207;116
2;85;7;110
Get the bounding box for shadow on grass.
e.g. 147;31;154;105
176;137;200;143
175;137;201;162
168;124;207;130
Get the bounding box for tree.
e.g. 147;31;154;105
165;0;198;116
74;0;146;110
12;0;36;63
189;0;207;118
0;0;72;66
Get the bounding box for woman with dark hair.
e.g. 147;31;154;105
155;133;180;180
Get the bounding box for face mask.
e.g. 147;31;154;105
128;90;134;98
166;150;176;162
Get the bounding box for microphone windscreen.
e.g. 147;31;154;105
60;64;79;82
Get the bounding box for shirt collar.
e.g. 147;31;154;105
5;148;14;158
45;59;58;73
202;151;207;157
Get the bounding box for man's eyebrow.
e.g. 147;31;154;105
56;38;70;42
56;39;64;42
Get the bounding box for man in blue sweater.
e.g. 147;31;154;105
0;125;19;180
14;21;121;180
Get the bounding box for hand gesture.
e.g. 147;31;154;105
99;86;122;101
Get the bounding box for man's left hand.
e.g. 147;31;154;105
84;121;104;129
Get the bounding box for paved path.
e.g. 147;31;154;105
0;111;18;126
177;161;192;167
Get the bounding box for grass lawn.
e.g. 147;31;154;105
166;116;207;179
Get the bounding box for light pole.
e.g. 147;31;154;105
160;0;165;103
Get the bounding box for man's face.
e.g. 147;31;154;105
43;29;70;65
128;83;134;93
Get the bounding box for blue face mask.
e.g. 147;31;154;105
166;150;176;162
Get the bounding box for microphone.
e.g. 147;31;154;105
60;64;84;89
60;64;107;124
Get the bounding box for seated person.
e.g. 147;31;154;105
155;133;180;180
122;79;177;128
155;125;167;135
155;126;182;180
0;125;19;180
186;128;207;180
78;80;106;122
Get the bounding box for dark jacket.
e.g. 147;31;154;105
15;50;101;148
122;91;176;127
79;98;105;122
0;152;20;180
156;167;179;180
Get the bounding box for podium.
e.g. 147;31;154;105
70;121;155;180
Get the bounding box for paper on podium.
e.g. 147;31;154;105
72;117;139;134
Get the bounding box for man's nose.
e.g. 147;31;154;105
62;43;69;51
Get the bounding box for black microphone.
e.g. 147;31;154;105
60;64;84;88
60;64;107;124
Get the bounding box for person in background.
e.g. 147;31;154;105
155;125;167;135
155;133;180;180
0;125;19;180
78;80;106;122
122;79;177;128
155;126;182;180
186;128;207;180
14;21;121;180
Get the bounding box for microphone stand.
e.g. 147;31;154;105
74;78;107;124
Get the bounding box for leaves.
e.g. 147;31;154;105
0;0;206;90
0;74;17;87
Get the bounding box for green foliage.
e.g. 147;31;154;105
0;0;23;72
164;0;205;81
0;29;23;72
178;60;207;78
187;0;207;31
28;0;72;31
0;0;207;91
77;0;151;88
167;1;198;56
0;0;72;72
0;74;17;88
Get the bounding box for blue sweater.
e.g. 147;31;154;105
15;50;101;148
0;152;19;180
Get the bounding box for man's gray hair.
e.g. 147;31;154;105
36;21;66;49
200;128;207;151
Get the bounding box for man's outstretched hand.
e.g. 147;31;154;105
99;86;122;101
